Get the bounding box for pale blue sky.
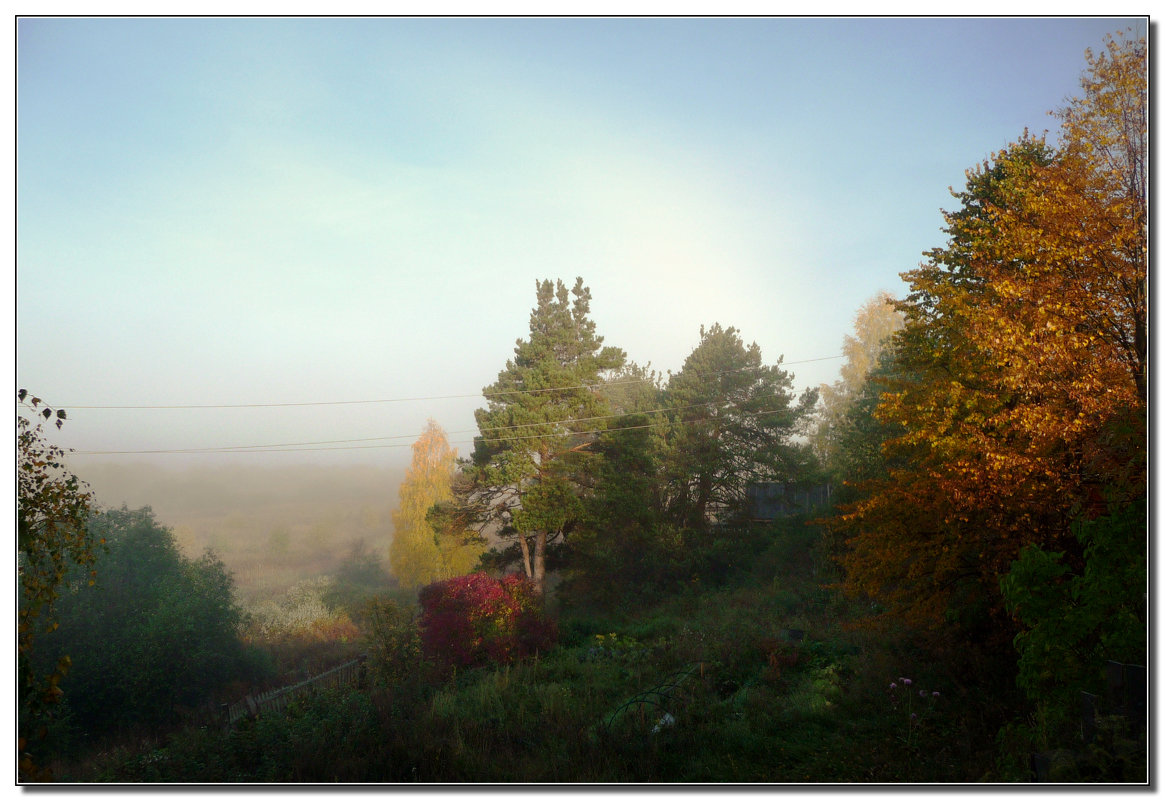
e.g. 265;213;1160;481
16;16;1144;467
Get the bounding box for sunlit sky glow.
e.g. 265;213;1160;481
16;16;1144;468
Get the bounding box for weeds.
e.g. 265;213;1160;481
50;515;1094;784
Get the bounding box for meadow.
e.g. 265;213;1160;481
55;512;1119;784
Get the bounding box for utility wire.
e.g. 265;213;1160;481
51;355;842;411
70;401;706;455
71;403;799;456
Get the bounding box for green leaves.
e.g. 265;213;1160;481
1000;499;1146;705
18;390;96;775
40;507;255;735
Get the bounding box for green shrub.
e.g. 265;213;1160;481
38;507;267;738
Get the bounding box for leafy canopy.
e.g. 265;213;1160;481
390;420;483;589
17;391;97;780
836;32;1146;633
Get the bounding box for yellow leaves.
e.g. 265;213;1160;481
835;36;1146;634
391;421;484;589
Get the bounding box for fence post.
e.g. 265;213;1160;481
1080;691;1098;745
1105;660;1126;715
1124;663;1146;727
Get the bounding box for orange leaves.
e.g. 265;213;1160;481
835;34;1146;634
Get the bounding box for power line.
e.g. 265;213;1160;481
69;401;705;455
70;403;800;456
50;355;843;411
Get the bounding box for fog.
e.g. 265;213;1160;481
17;18;1128;473
77;460;407;604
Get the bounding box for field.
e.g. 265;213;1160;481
77;462;405;605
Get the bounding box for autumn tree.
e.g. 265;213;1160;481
813;291;904;476
662;324;817;530
463;278;625;594
390;420;484;590
17;391;98;780
836;32;1146;636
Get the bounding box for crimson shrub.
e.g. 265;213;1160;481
418;572;556;669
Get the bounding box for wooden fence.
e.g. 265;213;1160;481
222;654;367;728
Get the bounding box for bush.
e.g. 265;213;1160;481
324;539;397;618
241;577;362;679
363;596;432;702
418;573;556;670
37;507;267;738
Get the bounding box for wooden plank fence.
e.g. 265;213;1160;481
222;653;367;728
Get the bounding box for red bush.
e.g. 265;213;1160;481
418;572;556;669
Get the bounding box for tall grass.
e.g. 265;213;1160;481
76;517;1029;783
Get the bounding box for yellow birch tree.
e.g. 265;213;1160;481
390;420;484;590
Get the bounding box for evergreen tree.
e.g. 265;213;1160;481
464;278;625;594
662;324;817;530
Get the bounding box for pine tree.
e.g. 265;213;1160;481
465;278;625;594
662;324;817;529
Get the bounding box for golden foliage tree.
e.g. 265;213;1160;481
836;32;1146;633
814;291;905;475
390;421;484;590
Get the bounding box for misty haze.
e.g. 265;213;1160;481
77;462;406;605
17;17;1145;785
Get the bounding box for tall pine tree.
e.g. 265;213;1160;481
464;278;625;594
662;324;817;529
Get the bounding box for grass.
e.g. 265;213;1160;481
55;517;1042;783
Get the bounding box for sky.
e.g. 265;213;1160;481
16;16;1146;470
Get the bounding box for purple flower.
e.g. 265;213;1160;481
932;691;940;698
903;678;912;686
910;713;917;720
889;682;898;690
920;689;927;697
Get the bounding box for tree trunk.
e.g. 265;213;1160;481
693;471;713;530
517;533;533;581
532;530;546;595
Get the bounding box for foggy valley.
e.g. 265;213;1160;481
76;461;406;604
